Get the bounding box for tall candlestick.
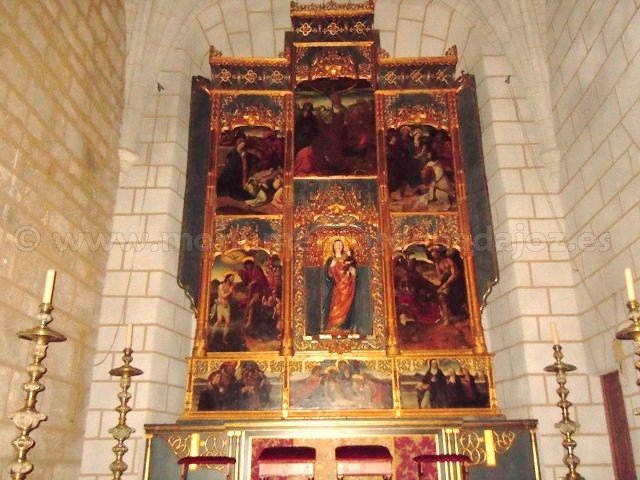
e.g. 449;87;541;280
42;269;56;304
10;301;66;479
108;349;143;479
550;322;559;345
625;268;636;302
544;345;584;480
126;324;133;350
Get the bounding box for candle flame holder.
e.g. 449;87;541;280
108;347;143;479
615;299;640;414
9;303;67;479
544;343;585;480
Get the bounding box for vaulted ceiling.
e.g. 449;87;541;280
120;0;555;171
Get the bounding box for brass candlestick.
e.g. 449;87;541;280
615;299;640;414
9;302;67;479
108;348;143;479
544;344;585;480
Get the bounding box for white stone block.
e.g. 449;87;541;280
149;326;184;357
500;262;532;290
398;1;426;20
482;76;514;99
230;32;252;56
503;316;537;343
424;3;452;40
82;410;102;438
103;271;131;296
134;379;169;411
589;92;622;149
111;214;146;238
419;36;445;57
373;2;399;31
88;381;119;410
578;35;607;92
621;6;640;59
609;207;640;254
509;288;550;316
493;144;528;169
145;214;182;241
490;349;513;382
114;188;134;214
394;19;422;57
106;248;124;270
79;438;117;474
595;40;626;101
531;262;575;287
549;288;579;314
141;187;183;214
273;0;291;29
198;4;223;31
168;358;189;387
560;34;587;86
250;12;275;57
98;297;125;325
220;1;248;32
119;165;152;188
167;384;188;414
532;194;560;218
491;121;527;145
492;168;523;195
602;2;630;49
150;142;181;168
501;194;535;218
206;24;232;56
574;187;604;229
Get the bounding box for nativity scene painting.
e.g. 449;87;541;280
393;243;472;350
289;359;393;411
208;249;283;353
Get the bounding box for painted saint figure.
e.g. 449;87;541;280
198;361;241;410
427;245;467;325
211;273;235;344
216;137;255;200
321;239;356;334
416;358;448;408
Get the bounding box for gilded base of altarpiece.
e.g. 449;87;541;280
144;418;540;480
184;354;498;417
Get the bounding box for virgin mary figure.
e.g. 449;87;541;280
321;238;357;334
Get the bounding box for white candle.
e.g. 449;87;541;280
42;269;57;304
625;268;636;302
126;324;133;350
550;322;559;345
484;429;496;466
189;433;199;457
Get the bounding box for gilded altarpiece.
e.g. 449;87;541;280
179;0;500;421
147;3;547;480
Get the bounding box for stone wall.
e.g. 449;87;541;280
549;1;640;477
0;1;125;478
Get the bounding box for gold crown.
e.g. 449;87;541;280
311;49;357;80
